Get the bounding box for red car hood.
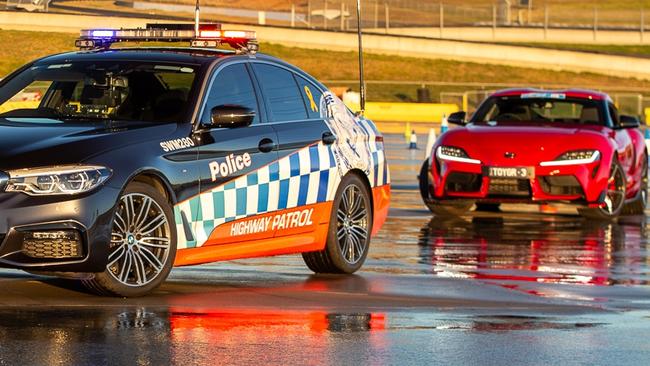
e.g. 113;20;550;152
440;123;610;166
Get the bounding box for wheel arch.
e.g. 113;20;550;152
344;168;374;211
125;169;177;205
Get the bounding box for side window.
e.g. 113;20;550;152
608;103;620;126
201;63;259;125
252;64;308;122
295;76;324;120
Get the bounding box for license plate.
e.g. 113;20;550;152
484;166;534;179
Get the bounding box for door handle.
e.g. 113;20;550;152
258;138;277;153
322;131;337;145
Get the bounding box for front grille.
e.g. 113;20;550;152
22;231;83;259
540;176;584;197
445;172;482;193
488;178;531;197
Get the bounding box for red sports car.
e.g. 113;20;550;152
419;89;648;219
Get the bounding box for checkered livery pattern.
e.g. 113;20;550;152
359;118;391;188
175;142;340;249
173;118;389;250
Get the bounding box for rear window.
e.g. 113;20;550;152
473;96;605;126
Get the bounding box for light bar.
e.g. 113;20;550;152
75;23;258;53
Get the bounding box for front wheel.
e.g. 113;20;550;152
302;174;372;274
83;182;176;297
419;159;473;216
579;161;626;220
622;153;648;215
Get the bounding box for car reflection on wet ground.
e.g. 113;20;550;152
1;134;650;365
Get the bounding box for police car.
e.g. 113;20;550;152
0;24;391;296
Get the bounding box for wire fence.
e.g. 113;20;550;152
99;0;650;37
323;80;650;121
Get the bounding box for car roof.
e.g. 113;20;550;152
34;47;240;66
491;88;611;102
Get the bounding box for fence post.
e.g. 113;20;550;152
492;4;496;40
385;3;390;32
593;6;598;41
639;95;644;117
439;2;444;38
544;5;548;40
462;93;468;114
374;0;378;28
642;7;645;44
307;0;311;27
340;2;345;30
325;0;328;29
291;4;295;27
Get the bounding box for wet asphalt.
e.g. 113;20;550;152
2;134;650;365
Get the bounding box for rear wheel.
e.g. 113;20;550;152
418;159;473;216
302;174;372;274
622;154;648;215
83;182;176;297
579;161;626;220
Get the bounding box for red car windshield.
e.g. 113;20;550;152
472;96;605;126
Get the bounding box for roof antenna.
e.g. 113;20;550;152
194;0;200;36
355;0;365;116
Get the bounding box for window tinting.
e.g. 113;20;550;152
473;96;605;126
0;62;196;123
201;63;259;125
253;64;308;122
295;76;324;120
608;103;620;125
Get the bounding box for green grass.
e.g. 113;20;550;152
2;29;650;103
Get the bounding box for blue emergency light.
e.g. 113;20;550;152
75;23;258;53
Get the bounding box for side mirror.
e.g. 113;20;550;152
209;105;255;129
447;111;467;126
619;115;640;129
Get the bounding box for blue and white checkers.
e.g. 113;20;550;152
174;142;341;249
358;118;390;188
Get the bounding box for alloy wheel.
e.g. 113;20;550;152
336;185;369;265
108;193;172;287
602;164;626;215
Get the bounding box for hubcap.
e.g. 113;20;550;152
337;185;369;265
602;164;626;215
108;193;171;287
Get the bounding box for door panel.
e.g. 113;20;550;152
192;62;280;246
251;62;335;238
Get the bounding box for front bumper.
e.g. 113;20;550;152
0;186;120;272
430;157;607;205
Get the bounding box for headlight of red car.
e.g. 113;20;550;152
540;150;600;167
436;146;482;164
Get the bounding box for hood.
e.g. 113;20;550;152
440;123;610;165
0;118;178;170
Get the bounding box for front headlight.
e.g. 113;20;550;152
436;146;481;164
540;150;600;167
5;165;112;196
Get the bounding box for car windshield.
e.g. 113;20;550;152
473;96;605;126
0;61;197;123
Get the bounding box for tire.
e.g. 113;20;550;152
302;174;372;274
83;182;176;297
622;154;648;215
475;203;501;212
579;160;626;220
418;159;432;204
418;159;473;216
